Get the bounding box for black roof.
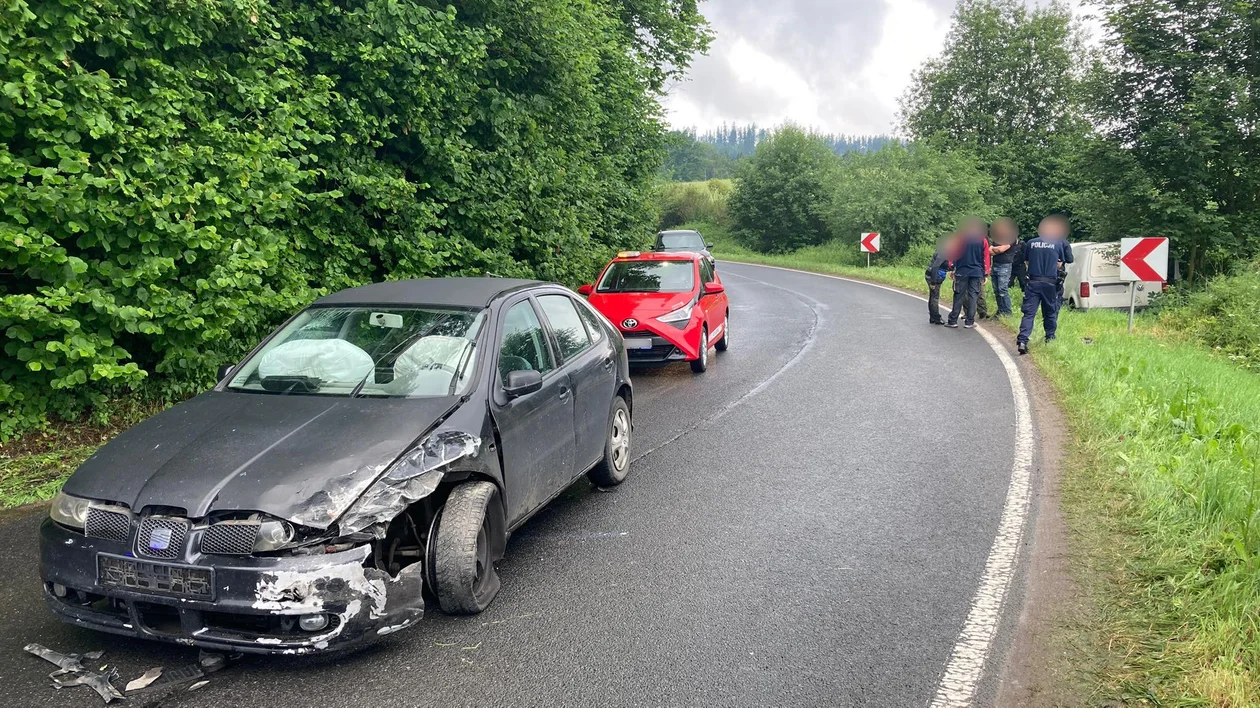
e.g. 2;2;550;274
313;277;544;308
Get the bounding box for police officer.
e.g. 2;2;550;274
1017;215;1072;355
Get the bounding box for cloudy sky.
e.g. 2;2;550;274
662;0;1098;137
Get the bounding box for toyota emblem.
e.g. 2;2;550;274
621;318;638;330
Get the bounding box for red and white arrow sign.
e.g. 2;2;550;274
1120;237;1169;282
860;232;881;253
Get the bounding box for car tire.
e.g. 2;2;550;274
433;481;503;615
587;396;632;488
714;313;729;352
690;327;709;373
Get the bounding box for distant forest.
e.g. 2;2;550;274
662;124;892;181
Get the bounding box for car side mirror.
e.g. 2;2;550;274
503;370;543;398
706;242;714;249
703;282;724;296
217;363;235;382
577;284;593;297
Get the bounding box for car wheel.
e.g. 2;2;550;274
587;397;632;488
433;481;504;615
690;327;709;373
714;313;729;352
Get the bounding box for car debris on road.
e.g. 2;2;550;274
25;643;237;703
25;643;122;703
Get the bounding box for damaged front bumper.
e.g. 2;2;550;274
39;519;424;655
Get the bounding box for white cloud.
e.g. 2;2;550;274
664;0;1099;136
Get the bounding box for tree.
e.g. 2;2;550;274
1084;0;1260;281
728;126;839;253
899;0;1090;234
826;144;995;257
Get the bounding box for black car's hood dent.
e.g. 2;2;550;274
63;392;460;529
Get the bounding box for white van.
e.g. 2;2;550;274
1063;241;1164;310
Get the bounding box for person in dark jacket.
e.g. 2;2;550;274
1017;214;1072;354
946;217;991;329
924;233;957;324
989;218;1020;317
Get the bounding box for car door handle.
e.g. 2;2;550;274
602;357;614;371
558;385;571;401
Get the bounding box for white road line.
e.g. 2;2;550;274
721;262;1036;708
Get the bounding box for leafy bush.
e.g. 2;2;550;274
1159;264;1260;371
728;126;839;253
654;179;732;229
0;0;708;440
826;143;995;257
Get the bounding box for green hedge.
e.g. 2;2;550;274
0;0;706;439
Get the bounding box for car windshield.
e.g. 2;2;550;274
226;306;486;397
596;261;695;293
658;232;704;250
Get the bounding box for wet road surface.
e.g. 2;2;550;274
0;262;1033;707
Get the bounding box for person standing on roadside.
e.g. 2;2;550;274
945;217;990;329
1017;214;1071;355
988;218;1020;317
924;233;957;325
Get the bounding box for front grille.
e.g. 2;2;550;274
136;516;190;559
201;520;260;555
85;507;131;542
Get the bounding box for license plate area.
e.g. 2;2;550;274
623;337;654;350
97;554;214;600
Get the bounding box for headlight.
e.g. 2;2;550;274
337;430;480;536
50;491;90;529
253;519;295;552
656;301;694;325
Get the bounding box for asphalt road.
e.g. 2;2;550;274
0;262;1031;707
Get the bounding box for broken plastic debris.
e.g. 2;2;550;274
125;667;163;692
337;430;480;534
189;680;209;692
25;643;123;703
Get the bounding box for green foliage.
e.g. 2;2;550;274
727;126;839;253
660;131;738;181
653;179;732;230
1159;264;1260;371
1085;0;1260;282
0;0;708;440
900;0;1091;234
825;143;995;257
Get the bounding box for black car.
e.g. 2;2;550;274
40;278;633;654
655;229;714;264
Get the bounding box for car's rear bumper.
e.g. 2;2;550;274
39;518;424;655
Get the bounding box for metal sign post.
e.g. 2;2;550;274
1127;282;1137;333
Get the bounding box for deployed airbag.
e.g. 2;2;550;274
258;339;374;385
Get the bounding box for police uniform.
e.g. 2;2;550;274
1018;236;1069;347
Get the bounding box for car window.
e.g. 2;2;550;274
597;261;695;293
498;301;555;385
226;306;484;398
659;232;705;250
574;300;605;343
700;259;715;284
537;295;592;360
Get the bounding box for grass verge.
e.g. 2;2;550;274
705;222;1260;706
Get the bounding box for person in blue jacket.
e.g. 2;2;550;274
1018;214;1072;355
945;217;990;329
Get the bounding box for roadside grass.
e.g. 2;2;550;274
0;400;163;509
709;225;1260;706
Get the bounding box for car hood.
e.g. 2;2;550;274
62;391;461;529
588;292;696;324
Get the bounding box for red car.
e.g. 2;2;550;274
578;251;729;373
